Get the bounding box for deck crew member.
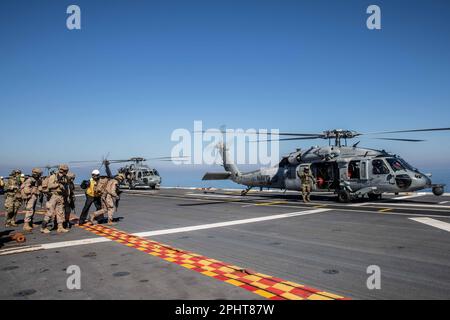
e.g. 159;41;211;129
89;174;124;225
40;164;70;234
4;170;22;227
297;167;316;203
78;170;103;225
0;176;5;194
65;172;76;227
22;168;43;232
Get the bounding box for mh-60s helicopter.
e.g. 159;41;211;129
71;156;184;190
202;127;448;202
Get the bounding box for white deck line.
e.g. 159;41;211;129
0;208;329;256
409;217;450;232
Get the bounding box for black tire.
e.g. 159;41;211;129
432;186;444;196
368;192;381;201
151;185;156;190
337;190;352;203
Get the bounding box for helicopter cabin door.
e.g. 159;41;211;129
360;160;369;180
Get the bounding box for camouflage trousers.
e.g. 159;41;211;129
43;194;65;224
91;194;117;221
4;194;21;224
24;194;38;224
301;184;312;201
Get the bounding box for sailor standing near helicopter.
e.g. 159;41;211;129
297;167;316;203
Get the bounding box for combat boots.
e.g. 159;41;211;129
23;222;33;232
57;224;69;233
89;214;98;225
40;221;51;234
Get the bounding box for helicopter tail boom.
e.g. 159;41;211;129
202;172;232;180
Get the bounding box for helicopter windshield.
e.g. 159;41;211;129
398;158;416;171
386;158;406;172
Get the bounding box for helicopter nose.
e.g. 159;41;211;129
410;172;431;189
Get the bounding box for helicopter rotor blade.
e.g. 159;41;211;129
365;127;450;135
374;138;426;142
107;160;133;163
148;156;190;161
262;132;325;137
69;160;102;164
193;130;323;137
251;136;324;143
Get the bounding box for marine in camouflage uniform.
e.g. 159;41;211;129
297;167;316;203
64;172;76;227
89;174;125;225
4;170;22;227
22;168;43;232
0;176;5;194
40;164;70;234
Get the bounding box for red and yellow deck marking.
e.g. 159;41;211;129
0;209;47;217
80;224;347;300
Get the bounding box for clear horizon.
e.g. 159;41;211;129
1;0;450;176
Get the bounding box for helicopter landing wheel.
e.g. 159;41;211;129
337;190;352;203
432;185;444;196
368;192;382;201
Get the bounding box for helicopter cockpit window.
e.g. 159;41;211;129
348;160;360;179
386;158;405;172
372;159;390;175
154;170;160;176
138;172;142;179
398;158;416;171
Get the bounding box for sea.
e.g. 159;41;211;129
1;164;449;191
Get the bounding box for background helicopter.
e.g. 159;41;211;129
202;127;449;202
71;155;187;189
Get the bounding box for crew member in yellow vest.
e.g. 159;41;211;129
78;170;102;225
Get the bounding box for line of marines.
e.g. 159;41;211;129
1;165;125;234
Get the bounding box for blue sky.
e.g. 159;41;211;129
1;0;450;180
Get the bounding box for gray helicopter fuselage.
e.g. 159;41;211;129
222;145;439;197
